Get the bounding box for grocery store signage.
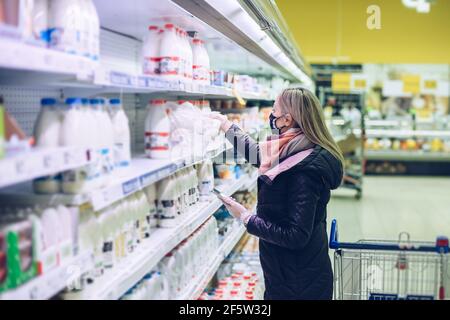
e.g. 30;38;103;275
332;73;368;93
383;78;449;97
402;74;421;94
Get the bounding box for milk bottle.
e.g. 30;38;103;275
156;177;177;228
85;0;100;61
182;30;193;81
31;0;48;45
145;100;170;159
142;25;161;75
33;98;62;194
109;99;131;168
48;0;82;55
143;183;157;228
61;98;91;194
34;98;61;148
78;0;90;58
192;38;210;85
158;253;177;297
158;23;181;81
200;40;211;85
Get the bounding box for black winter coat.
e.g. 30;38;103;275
226;125;343;300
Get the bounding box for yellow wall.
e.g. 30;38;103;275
277;0;450;64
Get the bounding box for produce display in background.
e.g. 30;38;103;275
200;235;264;300
366;137;450;153
366;162;407;175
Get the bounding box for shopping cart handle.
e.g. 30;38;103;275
329;219;339;249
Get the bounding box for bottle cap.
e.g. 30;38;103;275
150;99;166;105
89;98;100;105
109;98;121;105
148;25;158;30
65;97;82;105
41;98;56;106
165;23;174;29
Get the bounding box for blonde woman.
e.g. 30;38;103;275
210;87;344;300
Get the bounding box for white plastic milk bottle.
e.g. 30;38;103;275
109;98;131;168
145;99;171;159
158;23;181;81
142;25;160;75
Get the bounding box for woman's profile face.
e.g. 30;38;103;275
272;98;283;117
273;96;294;129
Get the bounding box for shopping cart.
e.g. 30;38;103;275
329;219;450;300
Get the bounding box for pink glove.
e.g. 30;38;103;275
219;195;253;225
208;112;233;132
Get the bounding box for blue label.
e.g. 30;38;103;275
140;172;158;187
122;178;140;195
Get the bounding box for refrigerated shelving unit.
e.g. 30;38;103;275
0;0;312;300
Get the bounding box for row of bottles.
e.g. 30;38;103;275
6;0;101;60
77;190;151;282
65;159;214;291
120;217;219;300
33;97;131;194
155;160;214;228
144;99;221;160
199;271;263;300
142;24;211;85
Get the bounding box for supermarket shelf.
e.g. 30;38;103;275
92;69;272;100
0;251;93;300
366;151;450;162
177;224;246;300
0;37;95;83
0;147;91;189
63;175;254;300
0;145;228;211
361;129;450;138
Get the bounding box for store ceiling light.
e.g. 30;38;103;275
402;0;433;13
204;0;312;84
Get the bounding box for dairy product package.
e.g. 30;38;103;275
145;99;171;159
109;99;131;168
158;24;181;81
142;25;161;75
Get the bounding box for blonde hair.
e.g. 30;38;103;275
277;87;345;168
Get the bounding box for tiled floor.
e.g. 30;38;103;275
328;176;450;243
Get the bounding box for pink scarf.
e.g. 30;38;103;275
259;128;313;175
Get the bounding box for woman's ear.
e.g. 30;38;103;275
284;113;294;127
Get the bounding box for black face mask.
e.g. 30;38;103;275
269;113;285;134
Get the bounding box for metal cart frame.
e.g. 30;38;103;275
329;219;449;300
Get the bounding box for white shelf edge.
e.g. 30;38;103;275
0;251;93;300
0;146;229;211
63;174;255;300
0;147;90;189
177;224;246;300
0;37;96;81
95;69;273;100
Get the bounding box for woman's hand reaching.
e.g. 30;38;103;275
208;112;233;132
